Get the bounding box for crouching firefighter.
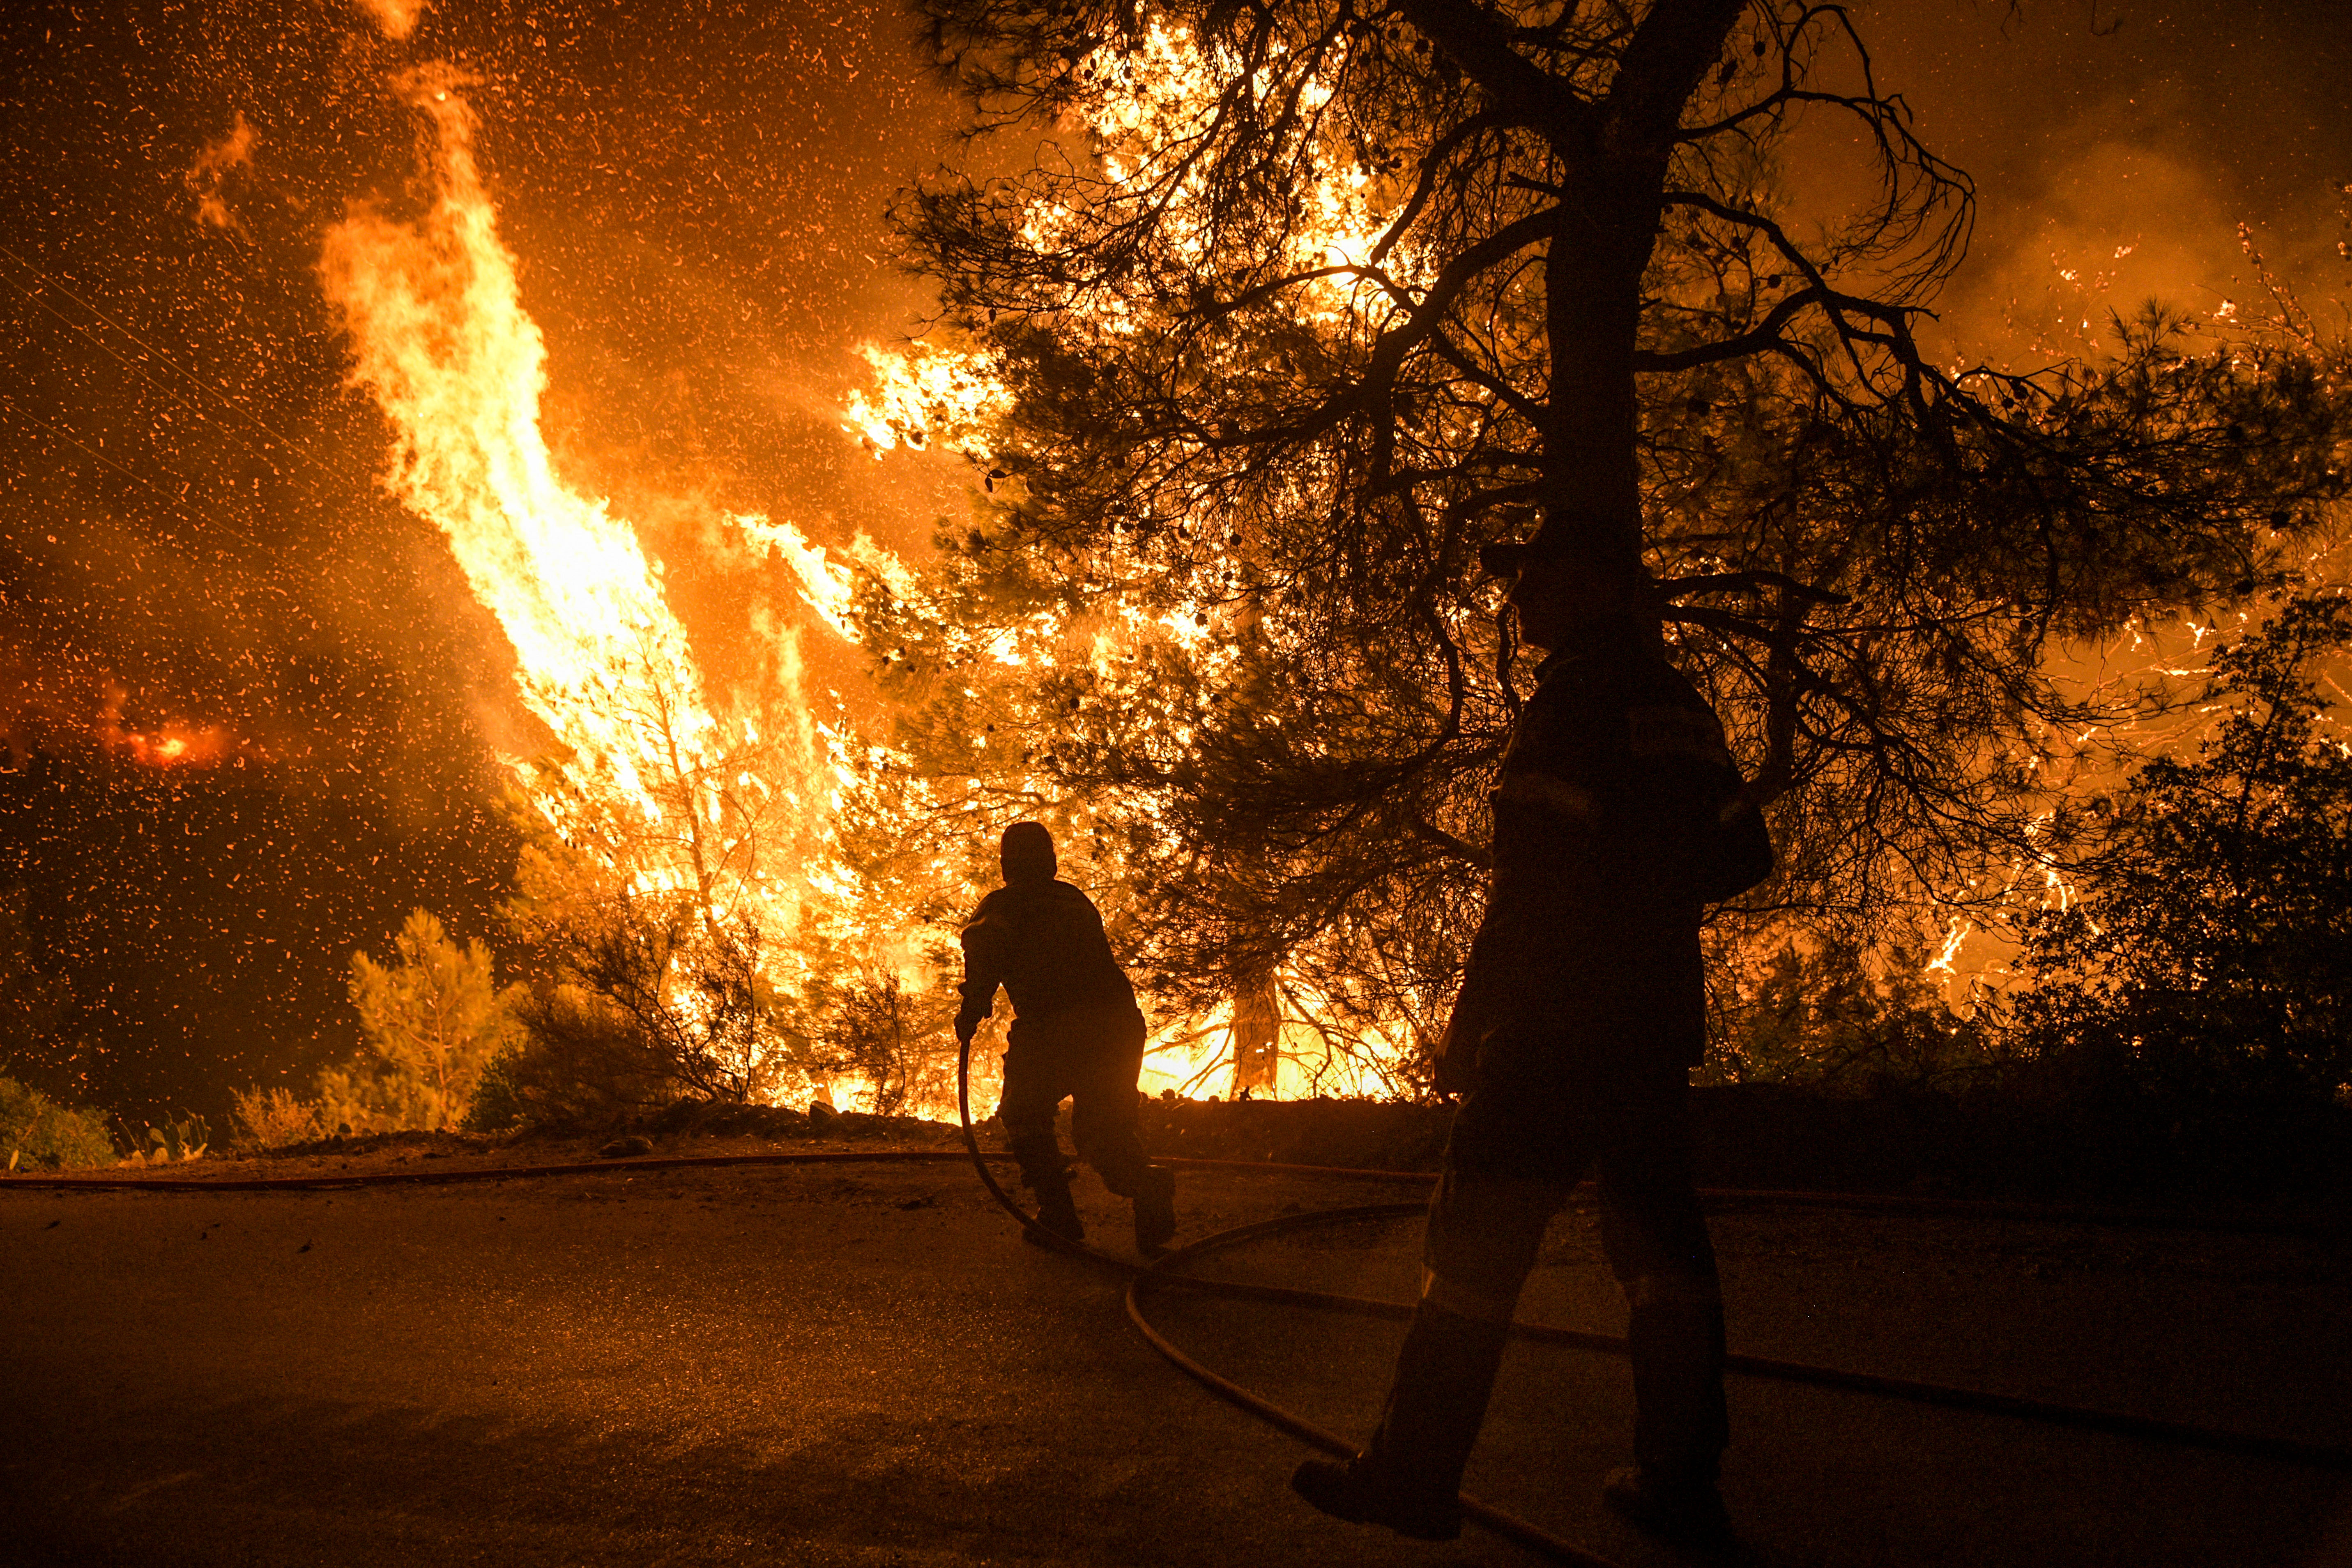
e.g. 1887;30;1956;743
1291;529;1775;1547
955;821;1179;1256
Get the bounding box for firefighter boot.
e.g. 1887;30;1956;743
1026;1171;1084;1245
1606;1285;1732;1544
1290;1300;1509;1540
1602;1465;1732;1546
1011;1135;1084;1245
1289;1459;1461;1543
1132;1165;1176;1257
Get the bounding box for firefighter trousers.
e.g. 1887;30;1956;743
996;1002;1153;1197
1364;1053;1726;1494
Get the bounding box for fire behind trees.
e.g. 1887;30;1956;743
826;0;2352;1090
2012;593;2352;1108
3;2;2347;1127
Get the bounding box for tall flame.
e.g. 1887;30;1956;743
320;64;1404;1108
320;68;809;926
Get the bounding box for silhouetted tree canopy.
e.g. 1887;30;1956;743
2011;592;2352;1105
845;0;2352;1076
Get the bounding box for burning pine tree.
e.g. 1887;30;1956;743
818;0;2352;1092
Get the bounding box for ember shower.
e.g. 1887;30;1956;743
7;0;2351;1124
316;59;1402;1112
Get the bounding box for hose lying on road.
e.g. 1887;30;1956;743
1122;1200;1626;1566
7;1063;2347;1566
1124;1214;2352;1466
941;1035;1635;1566
9;1140;2336;1238
11;1148;2334;1238
933;1040;2352;1564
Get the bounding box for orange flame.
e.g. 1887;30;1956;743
0;677;247;770
119;724;234;767
320;68;838;1079
315;61;1415;1109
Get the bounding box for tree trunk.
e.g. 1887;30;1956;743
1231;969;1282;1095
1540;169;1665;579
1523;0;1748;616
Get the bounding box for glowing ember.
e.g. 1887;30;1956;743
0;675;249;771
123;727;229;767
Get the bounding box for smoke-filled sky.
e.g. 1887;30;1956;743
1873;0;2352;355
0;0;2347;1116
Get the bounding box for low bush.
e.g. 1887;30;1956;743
230;1084;321;1150
500;890;817;1125
459;1043;531;1133
322;909;518;1133
1705;936;2004;1097
0;1077;117;1170
498;983;678;1126
808;972;957;1118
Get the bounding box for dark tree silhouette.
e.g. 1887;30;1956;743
843;0;2352;1080
2012;592;2352;1105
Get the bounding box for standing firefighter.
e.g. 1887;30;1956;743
1292;534;1772;1546
957;821;1179;1255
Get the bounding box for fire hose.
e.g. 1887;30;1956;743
7;1072;2347;1568
936;1037;2352;1563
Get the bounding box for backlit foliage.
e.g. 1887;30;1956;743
823;0;2352;1084
322;907;516;1133
0;1076;116;1171
2012;592;2352;1104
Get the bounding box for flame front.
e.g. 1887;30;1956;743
321;75;714;835
317;62;1406;1111
320;70;828;1066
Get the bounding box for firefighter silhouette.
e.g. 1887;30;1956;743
957;821;1178;1255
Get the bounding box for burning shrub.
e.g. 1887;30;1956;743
318;909;518;1133
503;889;793;1123
808;972;956;1118
498;985;672;1124
229;1084;321;1150
0;1076;115;1170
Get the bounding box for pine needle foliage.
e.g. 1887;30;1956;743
2011;592;2352;1106
847;0;2352;1076
323;909;517;1133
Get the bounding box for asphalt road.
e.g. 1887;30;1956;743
5;1158;2350;1567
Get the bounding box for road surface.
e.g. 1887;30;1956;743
5;1155;2348;1566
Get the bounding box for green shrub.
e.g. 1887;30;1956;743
321;909;519;1132
459;1044;529;1133
0;1077;117;1170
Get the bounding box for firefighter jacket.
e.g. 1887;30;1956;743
1442;640;1770;1082
956;878;1138;1040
